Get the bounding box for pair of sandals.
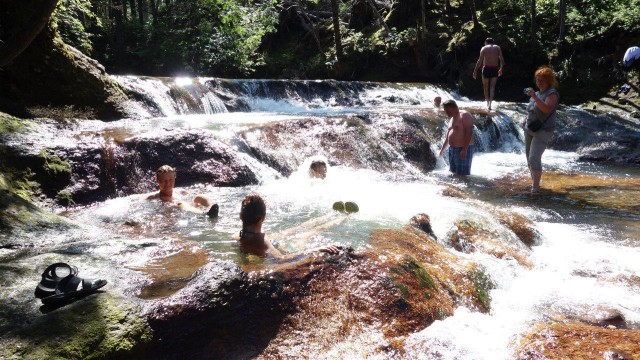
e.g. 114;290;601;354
332;201;359;214
34;263;107;305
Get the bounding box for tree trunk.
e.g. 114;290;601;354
0;0;60;68
137;0;145;26
530;0;536;47
331;0;343;61
111;0;125;57
558;0;566;43
149;0;158;21
470;0;479;28
128;0;137;20
296;10;323;56
365;0;390;36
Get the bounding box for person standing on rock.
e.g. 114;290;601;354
524;66;559;194
438;100;475;176
473;38;505;111
147;165;217;216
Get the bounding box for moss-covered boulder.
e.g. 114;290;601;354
0;2;135;120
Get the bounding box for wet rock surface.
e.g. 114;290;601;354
2;123;259;205
517;322;640;359
552;109;640;164
241;113;444;178
492;171;640;215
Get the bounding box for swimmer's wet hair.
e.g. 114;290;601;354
241;194;266;226
442;99;458;110
485;37;494;44
156;165;176;176
310;160;327;170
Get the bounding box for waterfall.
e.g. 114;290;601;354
201;92;228;114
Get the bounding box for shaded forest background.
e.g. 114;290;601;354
1;0;640;115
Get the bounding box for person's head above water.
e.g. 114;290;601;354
156;165;176;200
442;99;460;117
309;160;327;179
240;194;266;227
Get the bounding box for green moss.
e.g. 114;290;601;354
468;268;494;311
39;149;72;176
56;190;75;207
9;297;152;359
399;256;436;290
1;168;40;202
0;113;33;134
389;256;437;300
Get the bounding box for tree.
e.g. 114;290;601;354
558;0;567;43
331;0;344;61
0;0;60;67
530;0;536;47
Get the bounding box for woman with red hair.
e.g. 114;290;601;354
523;66;559;193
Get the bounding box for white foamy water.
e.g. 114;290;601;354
403;221;640;359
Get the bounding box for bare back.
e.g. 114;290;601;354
480;45;502;67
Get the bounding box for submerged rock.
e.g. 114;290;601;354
493;172;640;215
517;322;640;359
448;217;533;268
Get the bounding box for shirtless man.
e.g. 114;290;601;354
147;165;217;216
473;38;505;111
237;194;340;258
438;100;475;176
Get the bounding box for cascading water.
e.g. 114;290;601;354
5;76;639;359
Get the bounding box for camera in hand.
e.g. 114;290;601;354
523;88;530;95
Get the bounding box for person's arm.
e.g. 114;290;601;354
438;121;453;157
473;47;485;79
498;47;505;77
459;113;474;160
530;92;559;114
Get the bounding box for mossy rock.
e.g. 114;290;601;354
1;295;153;359
344;201;359;213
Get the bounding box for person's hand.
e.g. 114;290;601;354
459;148;467;159
317;244;341;255
498;68;503;77
473;72;477;80
525;88;534;97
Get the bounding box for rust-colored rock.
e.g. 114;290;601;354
449;218;533;268
493;172;640;214
517;322;640;359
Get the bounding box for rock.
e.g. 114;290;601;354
240;116;432;177
517;323;640;359
0;254;153;359
492;172;640;215
552;110;640;165
2;125;260;205
448;218;533;268
489;207;541;247
409;213;437;239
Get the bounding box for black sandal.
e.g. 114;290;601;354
41;272;107;305
34;262;78;300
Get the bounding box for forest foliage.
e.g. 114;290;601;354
51;0;640;84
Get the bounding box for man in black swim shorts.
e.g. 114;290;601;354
473;38;505;111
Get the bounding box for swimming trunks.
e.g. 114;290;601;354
482;66;498;78
448;145;474;175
